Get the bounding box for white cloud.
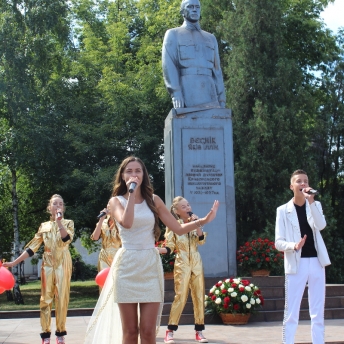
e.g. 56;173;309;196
321;0;344;34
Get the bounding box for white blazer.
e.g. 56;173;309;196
275;198;331;274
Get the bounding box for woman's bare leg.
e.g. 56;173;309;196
118;303;139;344
139;302;161;344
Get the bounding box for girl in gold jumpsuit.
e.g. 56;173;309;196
91;207;122;274
164;196;208;344
3;194;74;344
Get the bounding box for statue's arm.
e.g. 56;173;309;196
212;35;226;108
162;30;184;108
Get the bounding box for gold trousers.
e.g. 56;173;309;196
168;266;205;326
40;263;71;335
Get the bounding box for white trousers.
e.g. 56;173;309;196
283;258;325;344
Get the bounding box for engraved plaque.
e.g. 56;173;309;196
182;128;225;203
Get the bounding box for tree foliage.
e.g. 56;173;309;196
220;0;314;241
315;29;344;282
0;0;72;301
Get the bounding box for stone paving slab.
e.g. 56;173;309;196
0;317;343;343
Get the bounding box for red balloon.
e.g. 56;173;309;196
0;286;6;294
0;266;15;290
95;267;110;287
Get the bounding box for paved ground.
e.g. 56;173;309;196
0;317;343;344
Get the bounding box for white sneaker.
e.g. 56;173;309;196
56;336;65;344
164;330;175;344
195;331;208;343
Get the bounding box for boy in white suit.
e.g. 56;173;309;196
275;169;331;344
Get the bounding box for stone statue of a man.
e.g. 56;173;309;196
162;0;226;109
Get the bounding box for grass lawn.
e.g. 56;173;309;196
0;280;99;311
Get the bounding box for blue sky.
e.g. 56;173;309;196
321;0;343;33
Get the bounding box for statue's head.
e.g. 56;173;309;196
180;0;201;23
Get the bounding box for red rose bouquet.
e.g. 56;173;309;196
205;278;264;315
155;240;176;273
237;238;284;273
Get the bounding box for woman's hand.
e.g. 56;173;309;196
98;208;108;222
189;213;199;221
201;200;220;224
2;261;15;268
56;208;63;221
2;251;29;268
154;196;219;235
91;207;109;241
126;177;139;195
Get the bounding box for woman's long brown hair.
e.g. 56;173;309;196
112;156;161;241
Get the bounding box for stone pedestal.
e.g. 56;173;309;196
164;107;236;277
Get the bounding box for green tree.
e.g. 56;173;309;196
0;0;72;302
64;0;178;237
315;29;344;282
220;0;336;244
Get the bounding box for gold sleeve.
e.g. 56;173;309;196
62;219;74;245
90;222;100;241
24;225;44;253
164;228;176;252
197;231;207;246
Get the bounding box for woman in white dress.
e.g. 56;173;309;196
85;156;219;344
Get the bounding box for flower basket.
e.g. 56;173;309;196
237;238;283;274
219;313;250;325
205;277;264;321
156;240;176;273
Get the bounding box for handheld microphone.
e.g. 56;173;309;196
97;211;107;219
129;182;137;193
187;212;196;222
302;188;319;195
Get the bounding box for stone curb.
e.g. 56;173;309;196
0;308;93;319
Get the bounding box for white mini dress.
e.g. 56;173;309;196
85;195;164;343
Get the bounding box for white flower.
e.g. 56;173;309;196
225;279;230;283
210;287;216;293
238;284;244;289
215;298;222;304
250;298;255;304
204;301;208;307
256;298;261;304
241;295;248;302
231;292;237;297
233;278;240;284
228;288;234;293
246;303;252;309
250;283;254;287
220;284;225;290
205;295;209;300
245;286;252;292
254;286;259;290
215;290;220;295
